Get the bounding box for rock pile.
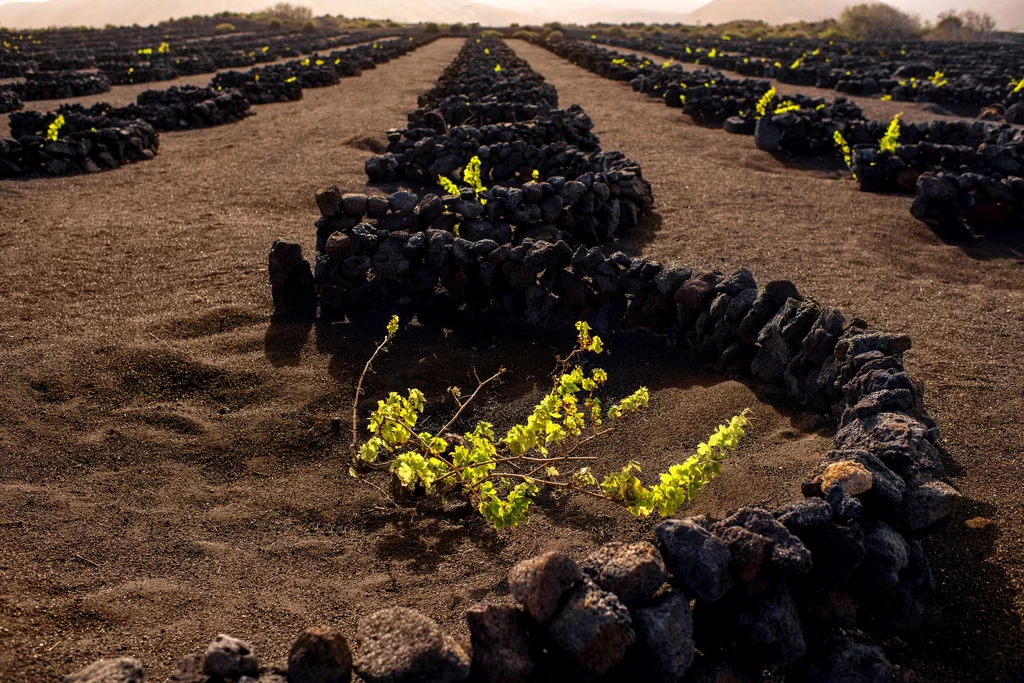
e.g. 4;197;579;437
17;70;112;100
0;86;21;114
9;87;252;137
0;121;159;177
0;23;416;82
540;38;1023;232
0;36;439;181
579;30;1024;112
208;36;433;105
360;36;652;252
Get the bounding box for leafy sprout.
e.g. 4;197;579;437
833;129;855;179
879;113;902;154
755;87;776;119
350;319;751;529
45;115;65;143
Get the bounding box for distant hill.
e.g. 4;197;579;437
0;0;705;29
0;0;1021;31
0;0;536;29
684;0;1023;31
684;0;845;26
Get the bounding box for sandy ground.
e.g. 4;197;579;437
0;37;843;682
508;39;1024;681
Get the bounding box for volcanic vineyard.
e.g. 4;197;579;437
287;37;654;321
569;30;1024;116
0;35;436;178
0;22;410;84
0;24;411;119
187;35;972;683
540;38;1024;233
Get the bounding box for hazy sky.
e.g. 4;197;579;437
0;0;1002;24
0;0;990;10
474;0;987;16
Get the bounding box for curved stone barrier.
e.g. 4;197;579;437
0;121;159;178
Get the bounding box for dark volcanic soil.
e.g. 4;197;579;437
0;34;1021;683
0;37;832;682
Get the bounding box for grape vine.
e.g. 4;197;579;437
349;317;752;529
879;112;903;154
45;115;65;143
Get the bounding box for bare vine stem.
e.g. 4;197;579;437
438;367;506;436
488;472;616;503
350;330;395;458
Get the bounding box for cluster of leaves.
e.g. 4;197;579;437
45;115;65;143
833;129;854;177
928;71;949;88
600;410;751;517
879;113;902;154
463;155;486;196
437;174;460;196
438;154;488;209
772;99;802;115
754;87;776;119
351;319;751;530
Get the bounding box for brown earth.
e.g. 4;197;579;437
0;33;1020;682
0;36;832;682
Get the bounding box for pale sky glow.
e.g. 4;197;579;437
0;0;1015;29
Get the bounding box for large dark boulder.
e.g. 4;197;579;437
353;607;470;683
288;627;353;683
547;577;636;675
508;552;582;623
581;541;667;607
655;518;733;603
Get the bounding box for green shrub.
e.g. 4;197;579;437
268;18;283;28
513;29;539;42
214;22;236;34
350;318;752;529
264;2;313;23
819;25;851;40
840;3;922;40
424;22;440;33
